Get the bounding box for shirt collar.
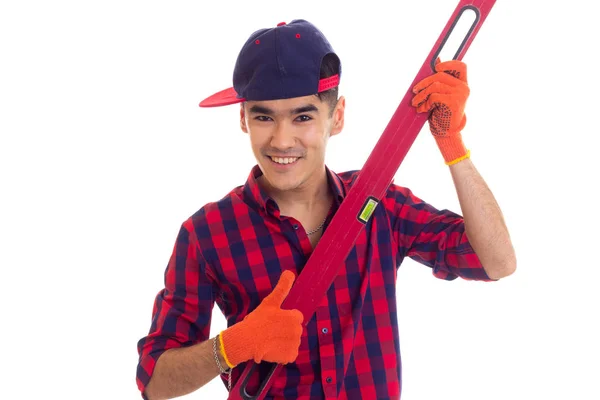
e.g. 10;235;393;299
242;164;346;214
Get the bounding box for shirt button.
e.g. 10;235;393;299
326;377;333;383
322;327;328;334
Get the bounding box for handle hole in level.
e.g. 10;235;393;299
432;6;479;68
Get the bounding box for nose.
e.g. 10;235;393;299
270;120;295;150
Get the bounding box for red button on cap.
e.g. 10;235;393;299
277;22;286;26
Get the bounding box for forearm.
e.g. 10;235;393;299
144;336;227;400
449;158;516;279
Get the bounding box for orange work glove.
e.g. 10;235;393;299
412;59;471;165
219;270;304;368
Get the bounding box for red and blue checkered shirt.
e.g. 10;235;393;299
136;165;493;399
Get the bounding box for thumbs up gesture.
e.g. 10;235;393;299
220;270;304;366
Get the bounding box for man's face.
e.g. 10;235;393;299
240;94;345;193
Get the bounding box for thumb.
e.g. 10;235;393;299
263;270;296;307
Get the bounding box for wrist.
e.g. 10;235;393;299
215;334;233;370
220;321;253;367
213;334;234;392
434;134;469;165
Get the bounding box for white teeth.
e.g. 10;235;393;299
271;157;298;165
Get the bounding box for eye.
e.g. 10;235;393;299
254;116;272;122
295;115;312;122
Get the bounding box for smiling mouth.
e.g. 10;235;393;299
269;156;299;165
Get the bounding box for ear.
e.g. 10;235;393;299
240;103;248;133
330;96;345;137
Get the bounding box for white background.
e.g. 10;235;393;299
1;0;599;399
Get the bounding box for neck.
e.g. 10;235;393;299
258;168;332;215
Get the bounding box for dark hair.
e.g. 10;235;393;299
317;53;340;116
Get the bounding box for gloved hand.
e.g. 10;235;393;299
412;59;471;165
219;270;304;367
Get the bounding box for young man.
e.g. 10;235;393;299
136;19;516;400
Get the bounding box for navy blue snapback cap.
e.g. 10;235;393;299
199;19;341;107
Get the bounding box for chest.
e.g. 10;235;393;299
207;209;399;320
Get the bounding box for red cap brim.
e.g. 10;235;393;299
199;87;245;108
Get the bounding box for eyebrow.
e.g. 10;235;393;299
248;105;274;115
290;104;319;115
248;104;319;115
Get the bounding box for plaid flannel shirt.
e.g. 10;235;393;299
136;165;492;399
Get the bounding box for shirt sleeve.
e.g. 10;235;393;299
384;183;494;281
136;220;217;398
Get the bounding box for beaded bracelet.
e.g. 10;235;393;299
213;335;232;391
